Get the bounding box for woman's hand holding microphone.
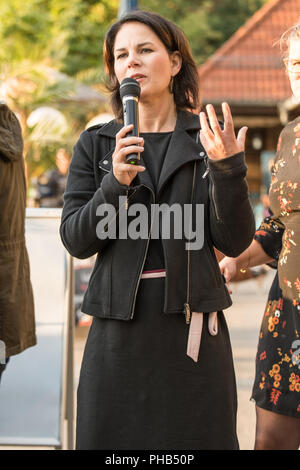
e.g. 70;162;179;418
112;124;145;186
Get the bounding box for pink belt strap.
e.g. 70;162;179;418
141;269;166;279
186;311;218;362
140;269;218;362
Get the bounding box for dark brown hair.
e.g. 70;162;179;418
103;10;200;121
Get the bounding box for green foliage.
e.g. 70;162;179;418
139;0;268;65
58;0;119;76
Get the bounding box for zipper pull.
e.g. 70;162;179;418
202;156;209;179
184;303;191;324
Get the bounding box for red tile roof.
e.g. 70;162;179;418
198;0;300;105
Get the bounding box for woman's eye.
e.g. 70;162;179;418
116;53;127;59
141;48;152;53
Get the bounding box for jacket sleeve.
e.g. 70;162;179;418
252;130;285;263
254;214;284;265
207;151;256;257
60;130;130;259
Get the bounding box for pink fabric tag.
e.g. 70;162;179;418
208;311;218;336
186;311;218;362
186;312;203;362
141;269;166;279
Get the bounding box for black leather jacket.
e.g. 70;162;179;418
60;110;255;321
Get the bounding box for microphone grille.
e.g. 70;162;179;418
119;78;141;100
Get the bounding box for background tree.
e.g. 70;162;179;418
139;0;268;64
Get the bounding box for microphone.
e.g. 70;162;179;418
119;78;141;165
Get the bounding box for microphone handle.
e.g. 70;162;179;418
123;96;140;165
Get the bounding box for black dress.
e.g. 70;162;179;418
251;117;300;418
76;132;239;450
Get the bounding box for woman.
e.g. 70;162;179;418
60;10;255;450
220;21;300;450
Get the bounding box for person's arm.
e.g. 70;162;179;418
60;125;146;259
200;103;255;257
234;239;274;270
219;214;284;282
219;239;273;284
60;130;129;259
207;151;256;256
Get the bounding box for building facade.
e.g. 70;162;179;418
198;0;300;224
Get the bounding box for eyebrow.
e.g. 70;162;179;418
115;42;155;53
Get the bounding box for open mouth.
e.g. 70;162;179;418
131;74;146;82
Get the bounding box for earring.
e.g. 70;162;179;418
169;76;174;93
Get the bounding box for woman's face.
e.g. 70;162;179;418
113;22;181;102
288;37;300;99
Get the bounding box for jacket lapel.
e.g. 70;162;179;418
156;114;203;196
97;110;205;196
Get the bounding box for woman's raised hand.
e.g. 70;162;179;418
199;102;248;161
112;124;146;186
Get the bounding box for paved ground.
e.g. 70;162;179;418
225;271;273;450
74;269;275;451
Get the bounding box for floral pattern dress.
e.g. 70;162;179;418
251;116;300;418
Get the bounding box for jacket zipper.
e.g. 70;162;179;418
184;160;197;324
202;156;220;222
103;189;137;232
130;185;156;319
100;158;154;320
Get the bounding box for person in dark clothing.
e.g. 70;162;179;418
0;102;36;384
60;11;255;450
35;148;70;208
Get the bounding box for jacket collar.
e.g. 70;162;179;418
98;110;205;196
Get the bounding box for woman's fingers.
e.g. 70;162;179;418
226;282;233;295
222;102;234;134
116;124;134;140
223;266;231;283
219;263;229;282
114;125;144;164
113;145;144;163
116;135;144;150
219;261;233;294
117;163;145;173
236;126;248;151
199;130;211;152
113;125;146;185
199;112;214;141
222;265;233;294
206;104;222;138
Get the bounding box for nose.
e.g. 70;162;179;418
127;52;141;68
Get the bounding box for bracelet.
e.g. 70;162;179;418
240;248;251;273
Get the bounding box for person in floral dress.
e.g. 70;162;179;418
219;21;300;450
